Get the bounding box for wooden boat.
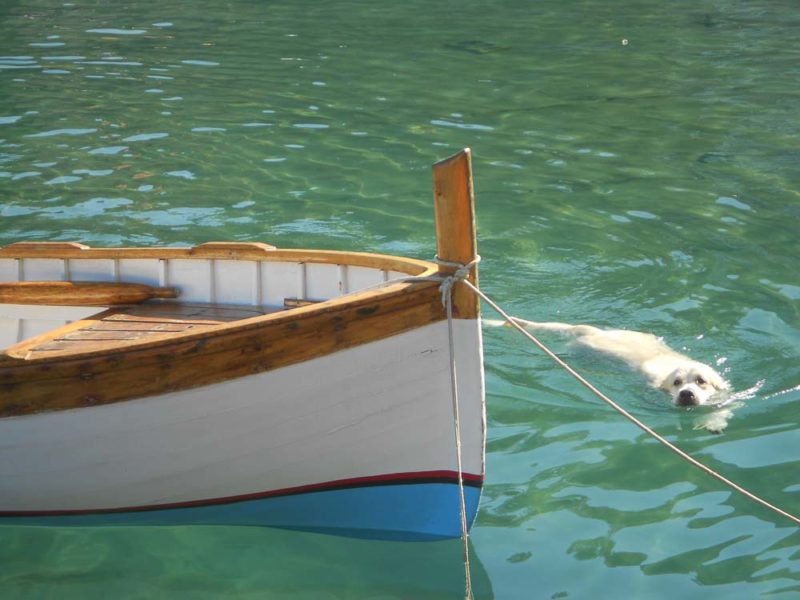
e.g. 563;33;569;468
0;149;485;541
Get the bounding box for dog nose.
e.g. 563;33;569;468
677;389;697;406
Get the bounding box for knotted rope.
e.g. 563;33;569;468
434;254;481;600
436;255;481;308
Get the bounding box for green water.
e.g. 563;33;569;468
2;0;799;597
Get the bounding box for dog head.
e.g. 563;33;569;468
661;362;729;406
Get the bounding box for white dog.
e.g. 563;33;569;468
492;318;733;431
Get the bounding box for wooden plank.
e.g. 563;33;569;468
61;323;205;340
43;330;188;346
31;316;218;349
0;281;446;416
82;315;200;331
189;241;276;256
284;298;321;308
0;282;178;306
116;303;270;321
3;242;90;252
101;314;238;326
0;244;437;277
3;301;273;358
1;310;114;357
432;148;479;319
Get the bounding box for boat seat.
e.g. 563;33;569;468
4;302;281;360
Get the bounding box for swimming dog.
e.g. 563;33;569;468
490;318;732;431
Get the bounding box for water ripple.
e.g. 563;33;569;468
25;128;97;138
181;60;220;67
86;28;147;35
122;132;169;142
705;430;800;468
553;482;695;511
430;118;494;131
88;146;129;155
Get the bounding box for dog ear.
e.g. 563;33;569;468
714;375;731;391
700;365;729;391
660;368;681;392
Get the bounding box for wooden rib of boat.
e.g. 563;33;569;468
0;149;485;541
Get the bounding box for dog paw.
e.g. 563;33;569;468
693;409;731;434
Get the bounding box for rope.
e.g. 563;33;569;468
435;254;481;307
435;255;481;600
459;277;800;528
372;254;797;598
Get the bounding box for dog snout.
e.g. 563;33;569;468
677;389;698;406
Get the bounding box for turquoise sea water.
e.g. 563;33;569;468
2;1;799;598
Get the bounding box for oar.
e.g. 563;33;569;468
0;281;179;306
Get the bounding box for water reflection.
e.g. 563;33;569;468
0;526;494;599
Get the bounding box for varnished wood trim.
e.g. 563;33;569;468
3;303;274;357
432;148;479;319
0;243;436;276
2;308;116;359
284;298;321;308
3;242;90;252
0;281;178;306
190;242;277;256
0;281;447;417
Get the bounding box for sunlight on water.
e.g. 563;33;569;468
2;0;800;598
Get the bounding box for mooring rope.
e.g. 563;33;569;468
392;255;798;600
452;275;800;528
435;255;482;600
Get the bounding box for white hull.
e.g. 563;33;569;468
0;320;484;517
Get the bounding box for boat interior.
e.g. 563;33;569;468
0;242;436;357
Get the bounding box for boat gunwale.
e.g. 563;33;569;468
0;279;454;416
0;276;443;365
0;241;441;363
0;241;437;276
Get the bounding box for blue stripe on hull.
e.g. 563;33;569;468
1;483;482;541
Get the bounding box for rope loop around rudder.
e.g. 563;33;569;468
434;254;481;309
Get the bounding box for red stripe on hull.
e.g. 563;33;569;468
0;470;484;518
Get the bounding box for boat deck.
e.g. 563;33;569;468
10;302;280;359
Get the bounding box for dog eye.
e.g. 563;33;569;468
673;378;682;386
696;376;706;385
